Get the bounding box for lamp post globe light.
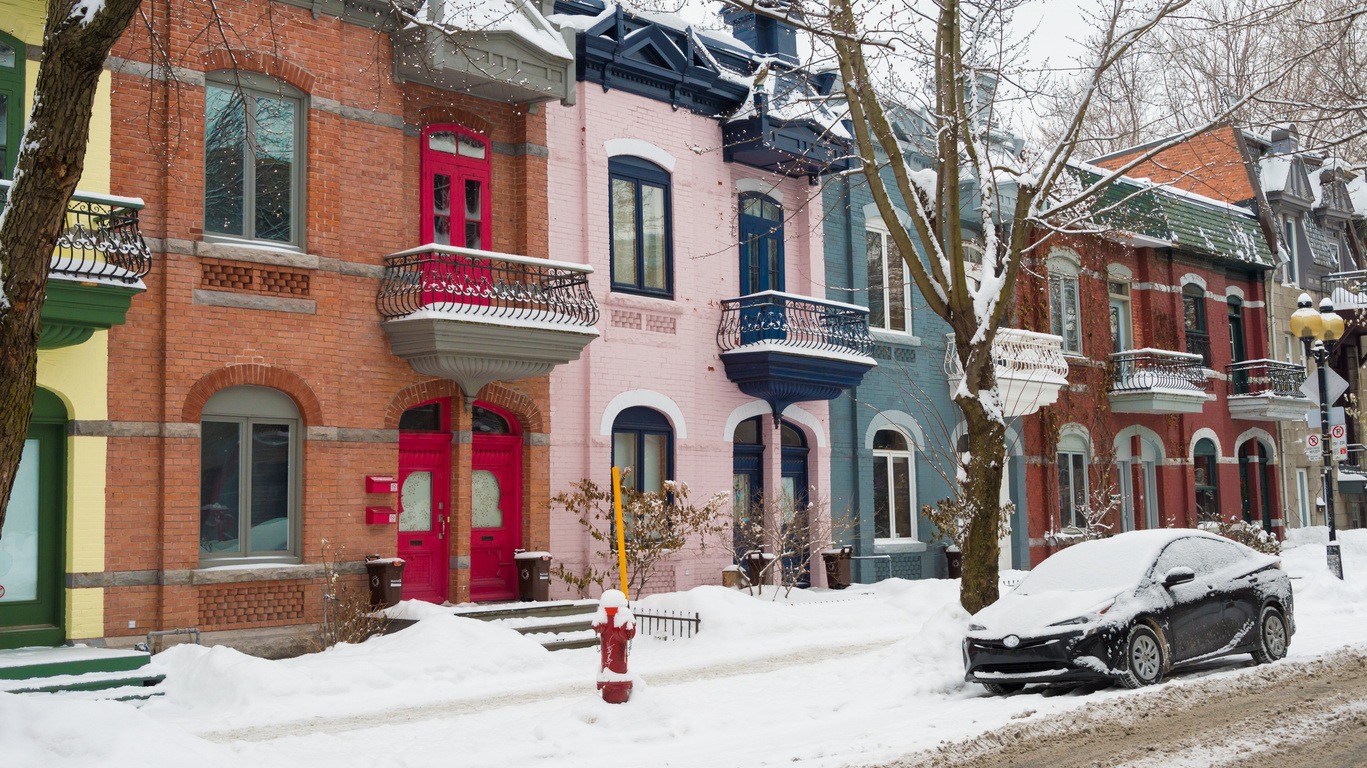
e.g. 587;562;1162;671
1290;293;1347;579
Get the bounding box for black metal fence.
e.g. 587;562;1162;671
629;605;701;640
1109;349;1208;393
717;291;873;356
377;245;599;327
0;180;152;284
1185;331;1212;367
1227;358;1308;398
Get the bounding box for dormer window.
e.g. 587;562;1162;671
1281;215;1299;284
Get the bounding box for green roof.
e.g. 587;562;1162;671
1082;171;1276;270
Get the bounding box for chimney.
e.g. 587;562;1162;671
721;1;800;66
1270;124;1299;155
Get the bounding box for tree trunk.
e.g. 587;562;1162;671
954;336;1009;615
0;0;142;533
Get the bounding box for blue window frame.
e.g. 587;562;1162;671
611;406;674;494
739;193;784;295
609;157;672;297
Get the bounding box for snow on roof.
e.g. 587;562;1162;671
1349;175;1367;214
726;64;851;140
432;0;572;60
1259;156;1293;193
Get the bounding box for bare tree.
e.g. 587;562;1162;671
0;0;143;532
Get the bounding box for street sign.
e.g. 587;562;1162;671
1331;424;1348;455
1301;367;1350;407
1306;433;1323;461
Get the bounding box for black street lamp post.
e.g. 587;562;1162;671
1290;294;1346;579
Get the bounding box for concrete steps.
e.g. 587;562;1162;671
452;600;600;651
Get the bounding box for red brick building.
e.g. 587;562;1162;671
95;0;592;654
1016;173;1302;565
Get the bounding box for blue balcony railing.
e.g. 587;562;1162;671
717;291;873;357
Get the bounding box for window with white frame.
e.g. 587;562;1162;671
865;219;912;334
1056;432;1089;529
1281;215;1299;284
1048;253;1082;355
872;428;917;541
1109;277;1131;353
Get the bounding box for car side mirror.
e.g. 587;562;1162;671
1163;566;1196;588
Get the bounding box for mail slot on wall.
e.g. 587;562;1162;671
365;506;397;525
365;475;398;494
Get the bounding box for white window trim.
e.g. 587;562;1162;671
865;218;915;337
873;429;919;543
1282;215;1299;285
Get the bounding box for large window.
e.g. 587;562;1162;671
1193;438;1220;522
1109;278;1131;353
0;32;25;178
1048;255;1081;355
866;220;911;334
611;406;672;495
872;428;917;541
1056;433;1089;529
1183;283;1210;366
609;157;672;297
739;193;784;294
204;72;306;246
200;386;302;563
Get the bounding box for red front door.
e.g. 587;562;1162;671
398;433;451;603
470;432;521;602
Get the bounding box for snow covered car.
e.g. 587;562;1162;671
963;529;1293;694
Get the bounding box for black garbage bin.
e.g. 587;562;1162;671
945;547;963;579
514;551;552;601
741;551;775;589
822;546;852;589
365;556;405;608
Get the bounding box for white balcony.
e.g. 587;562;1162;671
944;328;1069;417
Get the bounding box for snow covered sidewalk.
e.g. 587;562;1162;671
4;528;1367;768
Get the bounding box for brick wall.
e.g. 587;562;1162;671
1093;125;1255;205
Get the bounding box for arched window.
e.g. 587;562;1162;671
611;406;672;494
1194;438;1220;522
609;156;672;297
1048;250;1081;355
1056;432;1089;529
739;193;783;295
1183;283;1210;365
873;428;917;541
0;31;26;178
471;404;513;434
200;386;302;563
421;124;491;249
732;416;764;554
204;71;307;246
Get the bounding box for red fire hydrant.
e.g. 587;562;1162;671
593;589;637;704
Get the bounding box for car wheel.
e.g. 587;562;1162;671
1251;606;1289;664
1118;624;1166;689
982;682;1024;696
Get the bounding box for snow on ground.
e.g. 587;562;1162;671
5;529;1367;768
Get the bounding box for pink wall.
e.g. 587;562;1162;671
545;82;833;596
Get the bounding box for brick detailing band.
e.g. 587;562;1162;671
198;583;306;630
202;259;311;297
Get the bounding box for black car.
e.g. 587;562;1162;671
964;528;1293;694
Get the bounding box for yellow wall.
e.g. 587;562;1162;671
9;3;117;639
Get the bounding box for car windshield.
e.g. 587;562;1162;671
1013;536;1163;595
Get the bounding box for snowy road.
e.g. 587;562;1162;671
889;646;1367;768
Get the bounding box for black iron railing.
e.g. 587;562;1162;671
628;604;700;640
1185;330;1212;367
377;244;599;327
1109;349;1208;393
717;291;873;356
1226;358;1308;398
0;179;152;284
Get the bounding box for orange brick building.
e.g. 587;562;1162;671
93;0;590;654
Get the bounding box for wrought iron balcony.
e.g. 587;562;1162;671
0;180;154;349
1185;330;1212;367
1108;348;1209;414
0;179;152;285
943;328;1069;417
1226;358;1313;421
379;244;599;396
717;291;875;416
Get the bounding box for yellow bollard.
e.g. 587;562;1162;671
612;466;629;600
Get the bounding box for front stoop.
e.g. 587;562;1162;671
387;600;601;651
0;646;164;698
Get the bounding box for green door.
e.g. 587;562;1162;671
0;388;66;648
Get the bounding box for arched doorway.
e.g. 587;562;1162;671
470;403;522;602
0;388;66;648
1239;439;1275;533
780;420;810;587
732;416;764;558
397;399;452;602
